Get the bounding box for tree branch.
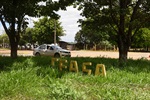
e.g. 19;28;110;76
130;0;142;23
128;0;142;35
108;0;119;29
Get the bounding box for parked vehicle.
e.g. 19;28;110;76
33;44;71;57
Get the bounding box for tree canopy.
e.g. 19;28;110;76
132;28;150;51
75;21;110;50
75;0;150;65
0;0;76;58
22;17;64;45
0;33;9;47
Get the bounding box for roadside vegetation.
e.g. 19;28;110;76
0;56;149;100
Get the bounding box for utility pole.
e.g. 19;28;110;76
54;19;56;45
46;1;56;45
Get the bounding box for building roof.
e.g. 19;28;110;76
59;41;76;45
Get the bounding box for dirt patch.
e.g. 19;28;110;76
0;50;33;56
0;50;150;60
71;51;150;60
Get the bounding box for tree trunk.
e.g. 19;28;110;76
118;0;129;67
9;35;19;58
10;42;18;58
146;46;148;52
118;38;129;67
118;46;128;64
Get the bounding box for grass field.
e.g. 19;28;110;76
0;56;150;100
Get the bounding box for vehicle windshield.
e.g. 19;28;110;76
55;45;62;49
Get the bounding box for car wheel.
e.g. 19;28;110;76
35;52;40;56
54;53;60;58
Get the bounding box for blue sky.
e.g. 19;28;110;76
0;6;83;42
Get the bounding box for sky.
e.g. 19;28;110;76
57;6;83;42
0;24;3;35
0;6;83;42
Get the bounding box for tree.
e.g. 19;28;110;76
32;17;64;44
0;33;9;47
19;28;36;46
75;21;110;50
132;28;150;51
0;0;76;58
75;30;90;50
75;0;150;65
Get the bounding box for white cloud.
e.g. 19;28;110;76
27;5;83;42
57;6;83;42
0;24;5;35
26;16;39;28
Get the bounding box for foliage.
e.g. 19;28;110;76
0;0;42;57
19;28;36;45
32;17;64;44
20;17;65;45
75;0;150;64
0;56;150;99
75;21;111;50
0;33;9;45
132;28;150;50
0;0;76;58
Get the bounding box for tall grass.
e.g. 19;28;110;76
0;56;150;100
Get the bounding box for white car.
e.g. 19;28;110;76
33;44;71;57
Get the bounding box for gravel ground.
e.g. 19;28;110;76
0;50;150;60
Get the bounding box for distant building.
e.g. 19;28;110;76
58;41;76;50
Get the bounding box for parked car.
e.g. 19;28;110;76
33;44;71;57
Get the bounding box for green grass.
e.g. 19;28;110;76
0;56;150;100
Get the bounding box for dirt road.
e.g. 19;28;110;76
71;51;150;60
0;50;150;60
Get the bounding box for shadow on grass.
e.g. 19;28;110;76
0;56;150;74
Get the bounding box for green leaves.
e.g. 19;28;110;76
132;28;150;49
75;0;150;63
25;17;64;44
0;0;76;58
